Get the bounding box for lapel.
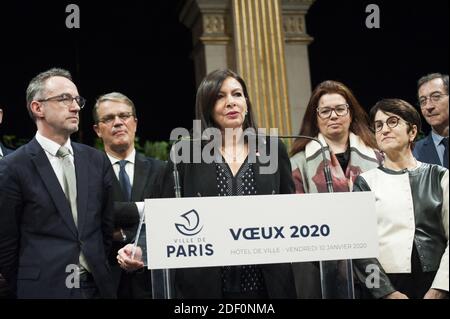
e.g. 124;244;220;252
194;161;218;197
253;138;276;195
72;142;88;234
28;138;77;236
254;159;275;195
422;134;440;164
132;152;151;201
0;142;10;156
111;172;124;199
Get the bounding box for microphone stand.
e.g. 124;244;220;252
171;144;182;199
153;144;180;299
279;135;334;193
158;137;201;298
278;134;355;299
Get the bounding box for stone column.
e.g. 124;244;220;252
179;0;233;87
231;0;292;136
282;0;315;135
179;0;315;139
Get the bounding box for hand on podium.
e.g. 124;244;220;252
117;244;145;272
383;291;409;299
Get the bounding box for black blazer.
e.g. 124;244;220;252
0;143;15;298
159;138;297;298
0;142;13;157
0;138;115;298
109;152;165;298
413;133;447;168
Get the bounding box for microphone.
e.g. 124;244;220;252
169;135;204;199
170;145;182;199
170;132;335;194
277;135;334;193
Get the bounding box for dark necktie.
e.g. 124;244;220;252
118;160;132;201
442;137;448;168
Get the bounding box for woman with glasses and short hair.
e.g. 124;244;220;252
353;99;448;299
289;80;382;298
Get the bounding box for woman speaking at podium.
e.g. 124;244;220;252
353;99;448;299
118;69;297;299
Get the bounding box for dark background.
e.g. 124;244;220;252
0;0;448;147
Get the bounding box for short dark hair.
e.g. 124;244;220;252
417;73;449;95
195;69;257;132
26;68;73;120
369;99;422;149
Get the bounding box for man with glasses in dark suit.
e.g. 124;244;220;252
93;92;164;298
0;68;116;298
414;73;449;168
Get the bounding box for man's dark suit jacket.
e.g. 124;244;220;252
0;138;115;298
0;142;14;297
159;138;297;299
109;152;165;298
413;133;448;168
0;142;13;157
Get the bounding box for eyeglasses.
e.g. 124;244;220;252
373;116;409;133
418;92;448;108
38;93;86;109
98;112;134;124
316;104;349;119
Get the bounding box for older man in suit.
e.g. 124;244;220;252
93;92;164;298
414;73;449;168
0;68;115;298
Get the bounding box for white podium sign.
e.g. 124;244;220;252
145;192;378;269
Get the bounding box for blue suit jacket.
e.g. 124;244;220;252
413;133;447;168
0;138;116;298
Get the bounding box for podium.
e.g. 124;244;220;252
134;192;377;299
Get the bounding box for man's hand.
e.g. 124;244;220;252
423;288;449;299
117;244;144;271
384;291;409;299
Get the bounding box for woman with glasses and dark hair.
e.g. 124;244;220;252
290;80;381;194
353;99;448;299
289;80;381;298
117;69;297;299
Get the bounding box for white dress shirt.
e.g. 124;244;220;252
35;131;74;193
